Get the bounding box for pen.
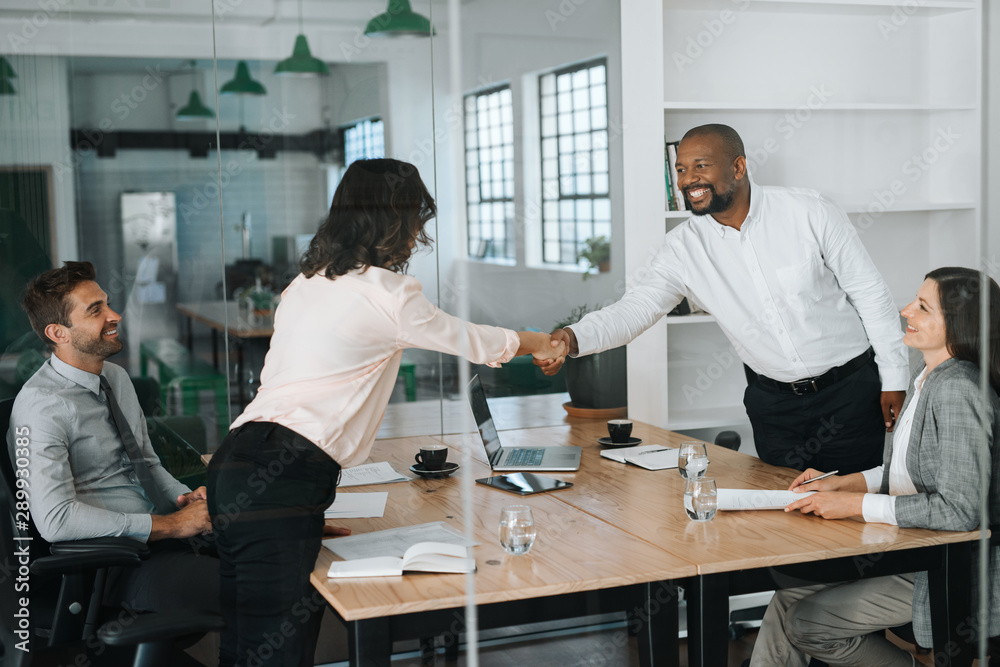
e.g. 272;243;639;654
799;470;839;485
636;448;670;456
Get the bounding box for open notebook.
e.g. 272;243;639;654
599;445;678;471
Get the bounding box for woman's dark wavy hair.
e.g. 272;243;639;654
927;266;1000;392
300;158;436;279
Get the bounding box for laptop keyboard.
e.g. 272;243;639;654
504;448;545;467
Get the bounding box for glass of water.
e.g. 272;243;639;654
684;477;718;522
678;441;708;480
499;505;536;555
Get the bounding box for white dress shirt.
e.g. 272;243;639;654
231;267;519;468
571;182;908;388
861;368;925;524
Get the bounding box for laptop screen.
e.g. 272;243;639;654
467;375;502;463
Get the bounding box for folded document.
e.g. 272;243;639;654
717;489;815;510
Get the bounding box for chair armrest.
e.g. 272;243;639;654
30;550;142;576
49;537;150;559
97;610;224;646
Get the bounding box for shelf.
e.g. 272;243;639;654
842;201;975;214
666;314;716;324
666;202;975;219
663;102;976;112
666;0;974;16
666;404;749;431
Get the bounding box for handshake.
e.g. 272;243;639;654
521;328;577;376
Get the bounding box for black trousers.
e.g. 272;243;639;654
743;354;886;474
206;422;341;667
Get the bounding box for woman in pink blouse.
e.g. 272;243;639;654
206;159;566;667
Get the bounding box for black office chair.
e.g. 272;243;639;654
714;430;741;451
0;397;222;666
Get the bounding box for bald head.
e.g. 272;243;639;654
682;124;745;163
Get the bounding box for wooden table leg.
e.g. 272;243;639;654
629;581;679;667
348;618;391;667
928;541;975;667
685;573;729;667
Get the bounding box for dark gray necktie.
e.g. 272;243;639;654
99;375;171;512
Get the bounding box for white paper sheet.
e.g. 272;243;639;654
323;492;388;519
338;462;410;487
717;488;815;510
322;521;477;560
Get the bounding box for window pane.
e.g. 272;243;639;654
464;85;515;260
540;58;610;266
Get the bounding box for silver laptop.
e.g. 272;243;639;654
467;375;581;472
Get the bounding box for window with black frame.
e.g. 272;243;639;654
343;118;385;167
464;84;515;261
539;57;610;267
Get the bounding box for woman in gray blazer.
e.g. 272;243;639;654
749;266;1000;667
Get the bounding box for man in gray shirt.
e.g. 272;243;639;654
7;261;218;614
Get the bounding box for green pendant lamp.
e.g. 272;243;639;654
220;61;267;95
365;0;433;38
275;0;329;77
176;60;215;120
0;56;16;95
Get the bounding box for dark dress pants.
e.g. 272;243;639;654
207;422;341;667
743;355;886;474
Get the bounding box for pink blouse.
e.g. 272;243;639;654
231;267;519;467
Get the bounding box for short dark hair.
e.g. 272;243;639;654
926;266;1000;392
682;124;746;162
22;260;97;349
300;159;436;280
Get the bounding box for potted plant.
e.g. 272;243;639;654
555;305;627;410
577;236;610;280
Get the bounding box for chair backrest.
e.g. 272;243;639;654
0;397;45;547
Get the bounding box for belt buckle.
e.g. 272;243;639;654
790;379;818;395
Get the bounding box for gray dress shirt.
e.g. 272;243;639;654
6;355;189;542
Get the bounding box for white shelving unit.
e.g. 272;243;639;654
621;0;982;433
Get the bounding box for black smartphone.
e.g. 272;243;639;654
475;472;573;495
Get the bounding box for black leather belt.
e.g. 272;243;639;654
750;348;873;395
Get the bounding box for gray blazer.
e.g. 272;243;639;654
880;358;1000;645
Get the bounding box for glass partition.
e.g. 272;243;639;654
1;0;994;666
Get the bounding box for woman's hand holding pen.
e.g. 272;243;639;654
785;468;869;520
788;468;866;493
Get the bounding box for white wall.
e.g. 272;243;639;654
433;0;626;331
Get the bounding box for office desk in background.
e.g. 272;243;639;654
175;301;273;406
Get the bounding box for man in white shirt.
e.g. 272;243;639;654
542;124;908;474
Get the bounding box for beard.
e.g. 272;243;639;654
684;184;736;216
70;328;124;359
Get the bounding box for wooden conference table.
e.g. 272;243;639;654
311;416;982;667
